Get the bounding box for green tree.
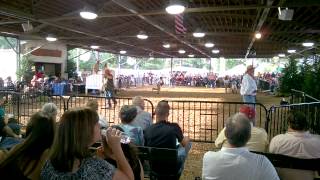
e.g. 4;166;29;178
279;58;302;94
16;55;34;81
139;58;165;70
226;59;242;69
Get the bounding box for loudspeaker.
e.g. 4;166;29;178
278;9;294;21
21;23;33;32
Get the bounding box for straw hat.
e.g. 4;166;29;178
246;65;255;72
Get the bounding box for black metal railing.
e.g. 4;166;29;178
266;102;320;140
3;90;320;144
290;89;320;104
66;95;154;126
0;91;66;124
164;100;268;143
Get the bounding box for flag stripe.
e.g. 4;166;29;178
175;14;187;34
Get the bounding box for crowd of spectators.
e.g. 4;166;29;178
0;93;319;179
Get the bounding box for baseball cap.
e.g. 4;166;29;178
239;105;256;119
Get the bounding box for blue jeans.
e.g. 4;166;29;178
242;95;256;104
177;142;192;174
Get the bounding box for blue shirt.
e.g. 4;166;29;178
119;124;144;146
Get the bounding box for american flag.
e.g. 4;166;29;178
175;14;187;34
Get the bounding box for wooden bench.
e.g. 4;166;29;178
137;146;181;180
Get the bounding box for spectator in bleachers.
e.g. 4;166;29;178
202;113;279;180
0;112;55;179
131;96;152;130
86;99;108;129
41;108;134;180
98;125;144;180
144;100;192;175
119;105;144;146
215;105;268;152
41;103;58;121
0;77;4;89
5;76;14;90
269;111;320;180
0;98;22;150
6;114;20;135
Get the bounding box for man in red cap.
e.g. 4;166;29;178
240;65;257;104
215;105;268;152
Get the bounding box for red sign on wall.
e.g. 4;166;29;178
31;48;62;57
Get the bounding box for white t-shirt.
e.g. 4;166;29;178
202;147;279;180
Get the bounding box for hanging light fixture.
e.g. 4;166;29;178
302;42;314;47
120;50;127;54
278;53;286;57
163;43;170;48
205;42;214;48
46;34;57;42
178;49;186;54
193;28;205;38
20;40;27;45
255;32;262;39
212;49;220;54
165;0;186;15
273;56;279;60
287;49;296;54
80;6;98;20
90;45;99;49
137;31;148;40
188;54;194;58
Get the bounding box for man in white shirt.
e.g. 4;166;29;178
202;113;279;180
269;111;320;180
240;65;257;104
215;105;268;152
131;96;153;130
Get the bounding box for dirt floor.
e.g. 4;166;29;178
116;85;281;180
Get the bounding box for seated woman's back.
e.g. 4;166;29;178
119;105;144;146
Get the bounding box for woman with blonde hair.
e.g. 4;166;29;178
41;107;134;180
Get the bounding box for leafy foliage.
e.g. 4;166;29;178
279;56;320;99
66;53;77;78
16;55;34;81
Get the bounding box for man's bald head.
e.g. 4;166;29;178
225;113;251;147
